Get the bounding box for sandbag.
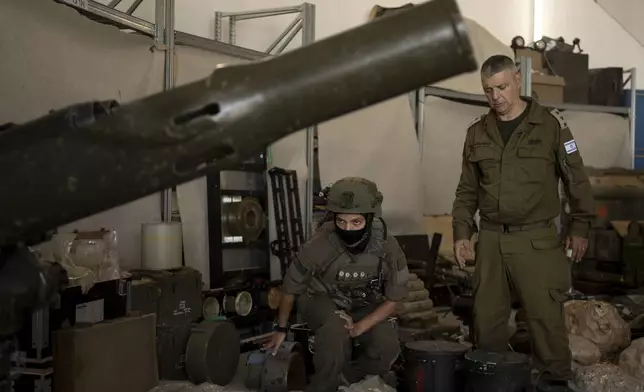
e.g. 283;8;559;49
407;280;425;291
339;375;395;392
569;334;601;366
396;299;433;315
565;300;631;355
571;364;644;392
404;289;430;302
619;338;644;380
399;310;437;322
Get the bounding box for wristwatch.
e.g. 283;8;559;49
273;323;289;333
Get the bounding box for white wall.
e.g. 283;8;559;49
541;0;644;74
596;0;644;49
110;0;644;82
106;0;530;54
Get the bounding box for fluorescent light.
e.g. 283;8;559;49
533;0;543;42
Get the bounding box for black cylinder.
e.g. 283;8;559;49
404;340;470;392
463;350;532;392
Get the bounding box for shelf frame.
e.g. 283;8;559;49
417;58;637;169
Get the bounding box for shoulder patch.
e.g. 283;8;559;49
549;108;568;130
467;114;485;129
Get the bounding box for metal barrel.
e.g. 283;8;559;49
403;340;470;392
244;341;306;392
462;350;532;392
185;320;240;386
0;0;476;246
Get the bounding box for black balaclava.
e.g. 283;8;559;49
335;213;374;254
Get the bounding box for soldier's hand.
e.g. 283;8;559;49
566;236;588;263
263;331;287;355
335;310;354;330
454;239;474;269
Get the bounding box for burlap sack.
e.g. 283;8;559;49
571;364;644;392
565;300;631;355
619;338;644;380
569;334;601;366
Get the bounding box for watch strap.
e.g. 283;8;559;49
274;324;289;333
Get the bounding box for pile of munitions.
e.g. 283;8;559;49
396;272;436;328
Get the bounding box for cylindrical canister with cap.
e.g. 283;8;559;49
403;340;470;392
463;350;533;392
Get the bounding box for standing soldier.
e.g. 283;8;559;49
265;177;409;392
451;55;595;392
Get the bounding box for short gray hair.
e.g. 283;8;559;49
480;55;517;77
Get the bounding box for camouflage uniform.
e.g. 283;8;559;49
452;99;595;381
283;177;409;392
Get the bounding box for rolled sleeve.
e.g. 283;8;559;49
383;239;410;302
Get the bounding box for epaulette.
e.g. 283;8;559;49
467;114;485;130
548;108;568;130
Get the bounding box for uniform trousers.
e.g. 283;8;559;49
473;224;572;381
297;294;400;392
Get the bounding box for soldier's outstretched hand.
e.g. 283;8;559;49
263;331;286;355
454;239;474;269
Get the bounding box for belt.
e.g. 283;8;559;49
479;220;552;233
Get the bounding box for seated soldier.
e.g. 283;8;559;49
264;177;410;392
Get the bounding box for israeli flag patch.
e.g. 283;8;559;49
564;139;578;154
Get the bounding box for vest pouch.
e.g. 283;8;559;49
336;263;382;308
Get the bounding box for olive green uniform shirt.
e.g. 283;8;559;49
452;99;595;241
282;221;409;310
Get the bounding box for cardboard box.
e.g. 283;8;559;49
54;314;159;392
545;51;589;104
532;74;565;104
515;48;545;72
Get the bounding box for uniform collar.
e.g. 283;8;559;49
486;97;544;124
524;97;546;124
483;98;546;146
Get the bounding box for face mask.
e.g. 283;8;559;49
335;226;367;246
334;213;374;253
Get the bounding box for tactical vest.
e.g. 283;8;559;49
304;220;388;311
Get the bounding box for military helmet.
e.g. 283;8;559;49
325;177;383;216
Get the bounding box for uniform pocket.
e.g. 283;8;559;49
549;288;569;303
469;145;497;162
516;146;552;183
531;237;562;250
469;145;500;185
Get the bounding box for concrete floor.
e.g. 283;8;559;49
154;353;254;392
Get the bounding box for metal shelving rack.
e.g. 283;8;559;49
55;0;271;224
415;56;638;169
205;4;316;286
212;4;317;241
54;0;317;238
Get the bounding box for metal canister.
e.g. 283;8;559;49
463;350;532;392
403;340;470;392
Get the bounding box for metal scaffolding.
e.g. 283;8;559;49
56;0;273;223
55;0;317;230
417;57;638;169
213;4;317;240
